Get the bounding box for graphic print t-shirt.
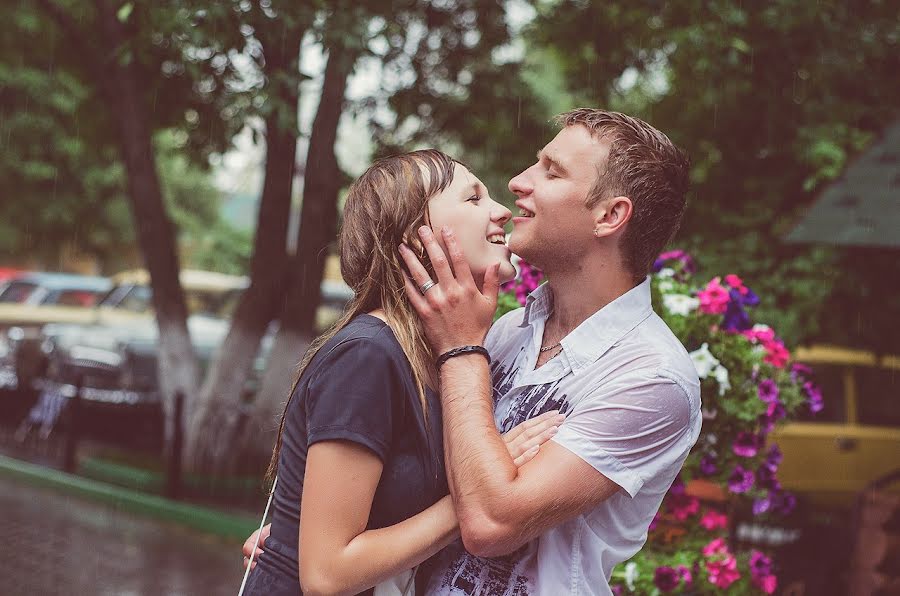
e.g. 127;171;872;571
426;280;702;596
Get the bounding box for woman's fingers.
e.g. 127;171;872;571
513;444;540;467
503;410;561;445
503;410;564;460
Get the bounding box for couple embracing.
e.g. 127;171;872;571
241;109;702;596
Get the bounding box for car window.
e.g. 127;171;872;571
117;286;153;312
54;290;103;307
0;281;38;303
855;366;900;428
795;363;846;423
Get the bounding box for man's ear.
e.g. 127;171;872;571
592;196;633;238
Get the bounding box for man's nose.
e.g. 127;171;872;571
508;169;531;197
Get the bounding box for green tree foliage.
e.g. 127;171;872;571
525;0;899;350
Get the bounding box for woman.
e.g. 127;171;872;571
242;150;562;595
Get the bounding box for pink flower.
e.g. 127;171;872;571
763;340;791;368
676;565;692;585
703;538;729;557
742;324;775;344
700;510;729;531
698;277;731;314
755;574;778;594
666;493;700;521
706;555;741;589
723;273;749;295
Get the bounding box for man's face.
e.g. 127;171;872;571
507;125;609;268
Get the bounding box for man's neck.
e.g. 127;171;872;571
542;257;639;341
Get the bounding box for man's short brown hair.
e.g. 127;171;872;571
556;109;690;280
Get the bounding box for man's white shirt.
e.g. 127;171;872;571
426;278;702;596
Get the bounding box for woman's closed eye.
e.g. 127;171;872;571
467;194;481;203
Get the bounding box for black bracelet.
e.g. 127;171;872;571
436;345;491;369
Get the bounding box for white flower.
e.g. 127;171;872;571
713;364;731;396
624;562;639;592
658;279;675;292
689;342;720;379
663;293;699;316
657;267;676;278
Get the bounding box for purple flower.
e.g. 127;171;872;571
700;453;718;475
775;491;797;515
654;566;681;592
722;295;752;331
764;445;783;470
756;465;779;490
728;465;755;493
653;249;697;277
804;381;824;413
791;363;813;382
758;379;779;403
733;432;761;457
752;495;772;515
677;565;693;585
750;550;773;577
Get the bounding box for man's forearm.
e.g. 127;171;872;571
439;353;520;546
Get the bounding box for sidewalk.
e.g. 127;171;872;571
1;472;248;595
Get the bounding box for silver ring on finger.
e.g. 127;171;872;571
419;279;437;295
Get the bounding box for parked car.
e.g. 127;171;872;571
771;344;900;506
0;269;245;395
36;269;354;411
0;272;111;307
34;269;249;406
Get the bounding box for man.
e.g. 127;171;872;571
398;109;701;595
244;109;701;594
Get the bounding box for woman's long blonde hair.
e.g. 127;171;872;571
266;149;459;482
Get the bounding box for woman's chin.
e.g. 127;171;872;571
498;261;517;284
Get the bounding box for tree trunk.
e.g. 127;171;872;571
186;28;305;473
95;0;199;457
237;45;356;463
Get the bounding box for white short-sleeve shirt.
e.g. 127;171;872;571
426;278;702;596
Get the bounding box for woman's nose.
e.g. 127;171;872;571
491;199;512;226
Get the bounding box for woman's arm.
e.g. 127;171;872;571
296;410;564;596
298;440;452;596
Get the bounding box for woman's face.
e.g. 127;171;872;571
427;163;516;286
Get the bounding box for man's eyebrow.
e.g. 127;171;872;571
537;150;568;174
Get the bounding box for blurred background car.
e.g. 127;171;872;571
0;272;111;307
772;344;900;507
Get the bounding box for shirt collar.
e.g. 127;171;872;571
519;277;654;376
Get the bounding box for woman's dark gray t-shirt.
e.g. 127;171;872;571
245;314;448;595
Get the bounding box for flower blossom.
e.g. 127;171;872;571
690;343;720;379
667;492;700;521
698;277;730;314
758;379;779;403
706;555;741;589
702;538;729;557
804;380;824;413
728;465;754;493
700;509;729;530
654;566;681;592
700;453;718;475
733;431;761;457
663;293;700;316
624;561;639;591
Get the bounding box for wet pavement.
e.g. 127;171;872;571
1;475;244;595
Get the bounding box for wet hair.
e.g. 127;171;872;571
557;109;691;281
266;150;458;482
